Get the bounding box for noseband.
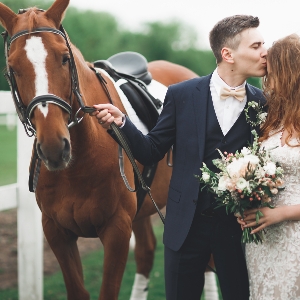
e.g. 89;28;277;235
1;11;88;136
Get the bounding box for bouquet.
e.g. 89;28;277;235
196;130;284;244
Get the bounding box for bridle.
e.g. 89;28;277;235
1;9;89;137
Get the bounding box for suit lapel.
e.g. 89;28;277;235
193;75;211;162
246;84;263;143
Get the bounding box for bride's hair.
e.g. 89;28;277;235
260;33;300;147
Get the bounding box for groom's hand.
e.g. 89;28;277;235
90;103;125;129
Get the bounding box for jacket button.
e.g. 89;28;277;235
193;199;197;205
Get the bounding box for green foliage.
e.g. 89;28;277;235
1;0;50;12
63;7;122;61
0;0;262;91
247;77;262;89
0;125;17;186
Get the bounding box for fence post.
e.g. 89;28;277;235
17;120;43;300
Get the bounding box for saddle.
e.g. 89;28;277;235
93;52;164;214
94;51;162;131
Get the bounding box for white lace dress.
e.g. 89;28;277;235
246;130;300;300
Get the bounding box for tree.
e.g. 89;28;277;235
0;1;261;90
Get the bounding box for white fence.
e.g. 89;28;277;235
0;91;43;300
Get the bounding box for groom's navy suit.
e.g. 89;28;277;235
119;74;265;300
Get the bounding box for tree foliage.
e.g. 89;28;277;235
0;0;261;91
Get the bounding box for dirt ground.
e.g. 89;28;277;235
0;208;103;290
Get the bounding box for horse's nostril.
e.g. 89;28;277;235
62;138;71;161
36;142;47;161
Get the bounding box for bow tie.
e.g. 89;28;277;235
220;86;246;102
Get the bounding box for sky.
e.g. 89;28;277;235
67;0;300;50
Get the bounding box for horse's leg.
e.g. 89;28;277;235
42;214;89;300
130;216;156;300
98;215;132;300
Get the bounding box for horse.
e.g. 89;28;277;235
0;0;204;299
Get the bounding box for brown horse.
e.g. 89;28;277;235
0;0;201;299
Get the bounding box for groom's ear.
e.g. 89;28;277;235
221;47;234;64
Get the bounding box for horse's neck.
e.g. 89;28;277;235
70;54;114;153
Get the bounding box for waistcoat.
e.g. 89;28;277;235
198;93;252;211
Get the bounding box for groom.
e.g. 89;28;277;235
92;15;267;300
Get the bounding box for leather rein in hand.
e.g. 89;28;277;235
92;69;165;224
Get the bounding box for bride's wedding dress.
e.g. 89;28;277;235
246;129;300;300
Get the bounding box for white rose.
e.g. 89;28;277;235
270;188;278;195
218;176;228;191
227;159;246;178
241;147;251;156
202;172;210;182
235;178;249;190
243;154;259;166
255;166;266;178
263;162;276;175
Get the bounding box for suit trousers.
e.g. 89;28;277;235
164;206;249;300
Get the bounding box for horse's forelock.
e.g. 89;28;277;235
26;8;39;33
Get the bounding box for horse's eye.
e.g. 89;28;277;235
62;55;70;65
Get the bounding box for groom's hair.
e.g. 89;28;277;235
209;15;260;63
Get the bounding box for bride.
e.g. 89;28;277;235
238;33;300;300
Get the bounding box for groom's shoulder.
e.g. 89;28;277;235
169;74;211;92
246;83;266;105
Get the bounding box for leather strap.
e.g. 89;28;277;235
28;138;42;192
110;122;165;224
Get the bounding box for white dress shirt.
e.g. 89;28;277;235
210;69;247;135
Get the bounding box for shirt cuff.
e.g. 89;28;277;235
119;114;126;128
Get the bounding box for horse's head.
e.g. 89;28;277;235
0;0;81;171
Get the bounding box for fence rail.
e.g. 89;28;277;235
0;91;43;300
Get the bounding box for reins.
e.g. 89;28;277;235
92;68;165;224
111;122;165;224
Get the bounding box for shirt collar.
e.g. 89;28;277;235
211;68;246;98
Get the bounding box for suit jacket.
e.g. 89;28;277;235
121;74;266;251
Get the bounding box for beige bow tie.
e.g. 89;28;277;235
220;86;246;102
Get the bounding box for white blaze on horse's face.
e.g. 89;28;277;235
24;36;49;117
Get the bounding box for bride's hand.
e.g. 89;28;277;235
240;206;285;234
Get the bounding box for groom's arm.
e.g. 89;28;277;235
91;87;176;166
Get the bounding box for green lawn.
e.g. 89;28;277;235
0;226;165;300
0;223;220;299
0;125;17;185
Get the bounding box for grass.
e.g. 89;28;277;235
42;224;167;300
0;125;17;185
0;224;221;299
0;226;165;300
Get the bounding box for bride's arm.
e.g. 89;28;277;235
237;205;300;234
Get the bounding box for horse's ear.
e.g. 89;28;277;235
0;3;17;35
45;0;70;28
